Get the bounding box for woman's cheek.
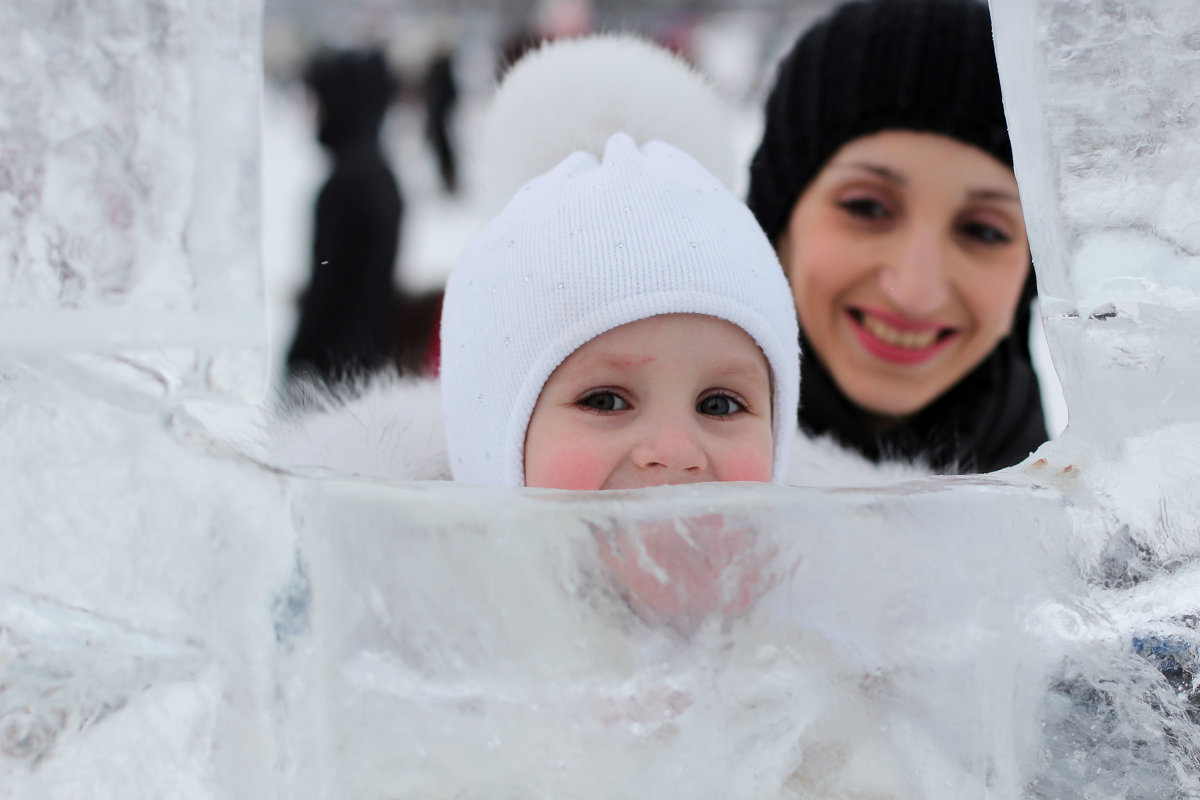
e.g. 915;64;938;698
788;237;848;331
971;257;1029;341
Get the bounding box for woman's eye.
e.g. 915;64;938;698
838;197;890;221
580;392;628;412
697;394;745;417
960;220;1012;245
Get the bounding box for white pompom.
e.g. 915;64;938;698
480;34;735;210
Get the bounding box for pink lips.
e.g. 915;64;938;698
846;307;958;365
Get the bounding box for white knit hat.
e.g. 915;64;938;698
440;38;799;487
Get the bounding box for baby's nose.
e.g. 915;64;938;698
630;421;708;478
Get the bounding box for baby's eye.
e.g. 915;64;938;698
959;220;1012;245
697;393;746;417
580;391;629;412
838;197;890;221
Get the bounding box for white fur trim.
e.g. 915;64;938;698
786;432;934;488
261;376;925;489
267;374;450;482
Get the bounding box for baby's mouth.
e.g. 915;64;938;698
847;308;958;353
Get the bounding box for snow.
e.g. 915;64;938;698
1;1;1197;798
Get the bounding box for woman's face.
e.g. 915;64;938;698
777;130;1031;421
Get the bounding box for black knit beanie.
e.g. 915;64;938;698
747;0;1011;245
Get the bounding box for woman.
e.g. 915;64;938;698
748;0;1047;473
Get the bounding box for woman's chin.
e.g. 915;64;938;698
836;375;940;426
826;331;969;422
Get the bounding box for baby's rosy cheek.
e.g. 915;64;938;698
717;445;774;483
531;447;608;491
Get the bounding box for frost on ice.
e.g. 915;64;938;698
3;0;1200;798
0;0;264;397
992;0;1200;439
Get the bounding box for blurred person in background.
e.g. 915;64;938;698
747;0;1047;474
423;46;459;196
286;48;404;386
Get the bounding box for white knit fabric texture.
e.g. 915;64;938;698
441;132;799;487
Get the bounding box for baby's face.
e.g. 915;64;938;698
524;314;773;490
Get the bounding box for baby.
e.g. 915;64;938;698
439;36;799;492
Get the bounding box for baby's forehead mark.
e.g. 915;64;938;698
607;355;655;369
555;349;654;379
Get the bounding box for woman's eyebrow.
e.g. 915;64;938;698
831;164;1022;205
966;187;1022;204
831;162;907;184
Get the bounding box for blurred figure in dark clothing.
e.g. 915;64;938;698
287;48;403;386
423;48;459;195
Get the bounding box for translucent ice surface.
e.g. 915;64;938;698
0;0;265;398
0;364;295;799
991;0;1200;437
284;478;1074;799
239;464;1200;799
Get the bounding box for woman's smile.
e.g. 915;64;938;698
846;307;959;365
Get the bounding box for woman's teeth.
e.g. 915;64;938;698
861;314;940;349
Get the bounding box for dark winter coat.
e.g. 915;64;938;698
286;50;404;385
423;51;459;194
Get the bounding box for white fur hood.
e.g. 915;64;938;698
265;373;929;488
268;375;451;482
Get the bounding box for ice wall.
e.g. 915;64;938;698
989;1;1200;795
1;2;289;798
3;1;1200;799
283;478;1077;799
0;367;296;799
991;0;1200;439
0;0;265;397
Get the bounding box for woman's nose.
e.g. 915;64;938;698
630;418;708;476
882;226;952;317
